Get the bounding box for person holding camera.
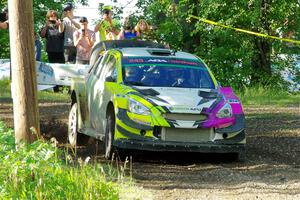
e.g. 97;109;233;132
61;3;80;64
40;10;64;63
94;5;119;42
73;17;95;65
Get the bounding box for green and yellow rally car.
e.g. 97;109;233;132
68;40;246;159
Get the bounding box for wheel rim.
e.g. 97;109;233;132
68;104;77;146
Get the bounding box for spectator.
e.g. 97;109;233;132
94;5;118;42
61;2;80;63
73;17;95;64
34;32;42;61
40;10;64;63
135;19;151;39
0;8;8;30
0;21;8;29
118;16;138;40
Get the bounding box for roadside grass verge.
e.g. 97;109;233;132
0;79;69;103
237;86;300;107
0;121;149;200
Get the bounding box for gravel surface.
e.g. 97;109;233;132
1;97;300;199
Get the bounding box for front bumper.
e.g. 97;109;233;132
114;139;245;153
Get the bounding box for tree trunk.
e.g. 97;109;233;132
8;0;40;145
251;0;272;84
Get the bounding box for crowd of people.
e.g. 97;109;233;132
1;3;153;65
40;4;153;64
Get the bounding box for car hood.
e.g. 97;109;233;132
131;87;223;113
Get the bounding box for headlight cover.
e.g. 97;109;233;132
216;103;232;118
128;98;150;115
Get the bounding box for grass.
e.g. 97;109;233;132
237;86;300;107
0;79;69;102
0;121;149;200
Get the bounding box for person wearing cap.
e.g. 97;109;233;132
73;17;95;65
61;2;80;64
94;5;119;42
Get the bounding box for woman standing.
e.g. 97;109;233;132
73;17;95;64
40;10;64;63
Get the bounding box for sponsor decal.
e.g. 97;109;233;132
147;59;168;63
38;62;54;77
123;57;201;67
128;58;144;63
168;106;202;112
228;99;240;103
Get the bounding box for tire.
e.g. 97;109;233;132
68;103;89;147
53;85;60;93
104;109;115;159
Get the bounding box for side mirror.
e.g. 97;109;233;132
105;76;115;82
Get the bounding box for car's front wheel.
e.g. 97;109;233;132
104;109;115;159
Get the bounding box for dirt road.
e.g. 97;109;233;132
1;97;300;200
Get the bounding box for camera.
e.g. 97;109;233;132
49;20;57;24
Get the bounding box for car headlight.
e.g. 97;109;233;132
128;98;150;115
216;103;232;118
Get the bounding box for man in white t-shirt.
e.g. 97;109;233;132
61;3;80;64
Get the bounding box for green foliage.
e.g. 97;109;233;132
0;77;10;97
238;85;300;106
0;121;120;199
135;0;300;87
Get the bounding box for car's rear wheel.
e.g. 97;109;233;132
104;109;115;159
68;103;89;147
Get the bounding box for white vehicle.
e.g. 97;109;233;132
0;59;90;90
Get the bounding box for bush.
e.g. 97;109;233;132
0;121;120;200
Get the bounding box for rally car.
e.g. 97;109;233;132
68;40;246;160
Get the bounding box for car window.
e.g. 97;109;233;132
100;56;116;82
88;56;102;74
122;57;215;89
95;53;110;77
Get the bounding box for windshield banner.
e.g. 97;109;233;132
122;57;201;67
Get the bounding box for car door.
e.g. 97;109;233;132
89;53;117;133
86;52;109;130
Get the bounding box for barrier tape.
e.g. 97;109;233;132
188;15;300;45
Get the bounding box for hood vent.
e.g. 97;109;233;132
147;49;173;56
198;90;219;99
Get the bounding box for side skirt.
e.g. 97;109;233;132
78;127;105;141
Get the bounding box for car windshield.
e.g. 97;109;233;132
122;57;215;89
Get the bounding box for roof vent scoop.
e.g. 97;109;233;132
147;49;172;56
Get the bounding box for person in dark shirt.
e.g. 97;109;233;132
0;8;8;30
40;10;64;63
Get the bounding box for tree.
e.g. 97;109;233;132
8;0;39;144
135;0;300;88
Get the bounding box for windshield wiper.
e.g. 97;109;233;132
125;81;146;86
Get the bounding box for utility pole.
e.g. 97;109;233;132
8;0;40;145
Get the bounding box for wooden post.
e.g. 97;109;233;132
8;0;40;144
